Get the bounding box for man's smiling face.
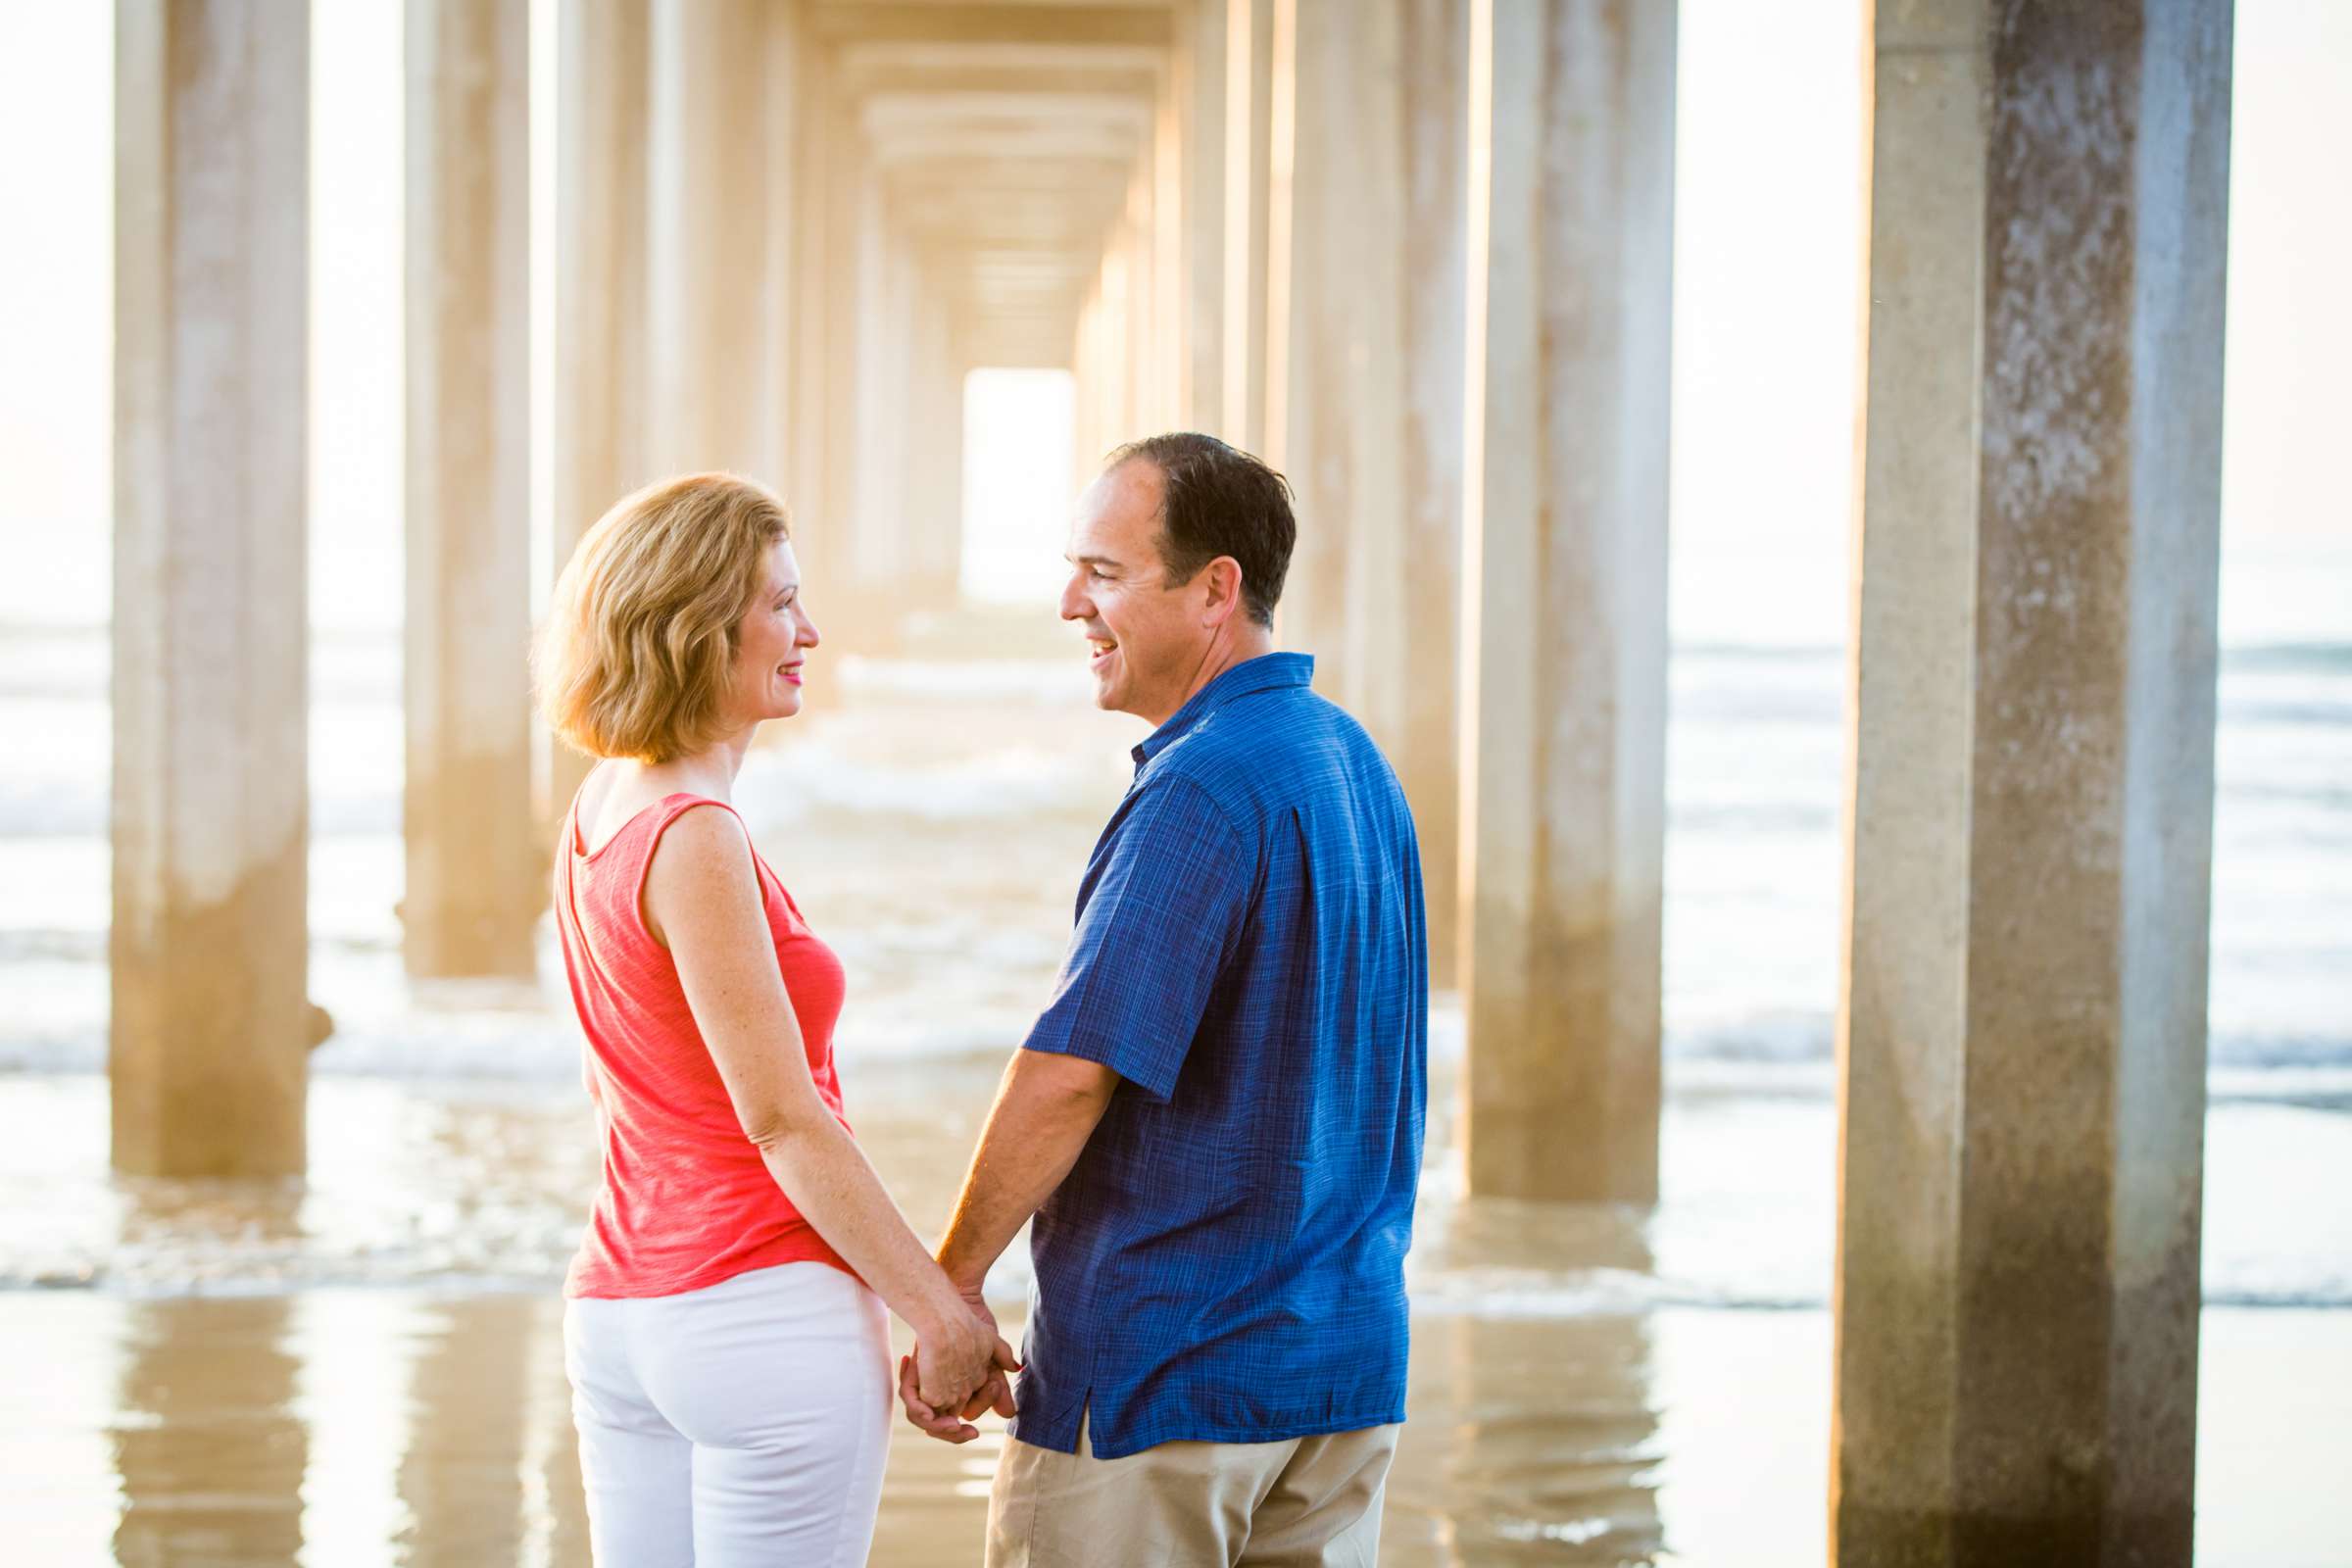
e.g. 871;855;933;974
1058;459;1209;725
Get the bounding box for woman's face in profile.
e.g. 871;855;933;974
725;537;819;727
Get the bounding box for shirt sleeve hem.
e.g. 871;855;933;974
1019;1029;1179;1103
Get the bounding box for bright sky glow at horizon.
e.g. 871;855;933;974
0;1;2344;644
961;369;1079;607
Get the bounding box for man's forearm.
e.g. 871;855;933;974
937;1049;1118;1288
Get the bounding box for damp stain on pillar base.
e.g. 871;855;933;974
1834;1500;2193;1568
109;859;311;1180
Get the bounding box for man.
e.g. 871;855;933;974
900;433;1429;1565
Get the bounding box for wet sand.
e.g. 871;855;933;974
1;1060;2348;1565
6;1289;2349;1565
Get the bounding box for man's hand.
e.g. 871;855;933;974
905;1050;1112;1442
901;1283;1018;1443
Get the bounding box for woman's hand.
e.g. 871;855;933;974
902;1295;1020;1443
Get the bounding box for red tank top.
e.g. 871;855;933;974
554;787;857;1298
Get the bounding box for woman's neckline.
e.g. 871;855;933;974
571;775;720;861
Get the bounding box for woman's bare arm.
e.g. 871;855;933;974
644;804;1014;1410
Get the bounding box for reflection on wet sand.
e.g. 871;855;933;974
394;1298;574;1568
113;1297;306;1565
1389;1314;1660;1562
0;1048;2344;1563
10;1229;2344;1563
84;1292;1681;1567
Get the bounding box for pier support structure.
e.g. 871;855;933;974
1458;0;1677;1202
549;0;651;825
647;0;775;479
111;0;314;1175
1833;2;2232;1559
404;0;539;979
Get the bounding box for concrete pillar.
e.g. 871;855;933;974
1121;171;1155;434
1175;0;1227;432
647;0;769;475
112;0;312;1177
761;3;805;487
1833;4;2231;1561
905;279;966;610
1401;0;1471;986
1086;224;1137;461
851;202;911;592
1458;0;1675;1202
1222;0;1276;454
840;205;963;642
772;49;871;699
405;0;537;980
1072;274;1112;488
1147;70;1184;436
551;0;649;822
1265;0;1408;748
789;55;854;629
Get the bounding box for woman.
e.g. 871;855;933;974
533;472;1014;1564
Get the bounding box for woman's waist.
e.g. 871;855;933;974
567;1218;858;1298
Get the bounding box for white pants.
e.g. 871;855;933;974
564;1261;894;1566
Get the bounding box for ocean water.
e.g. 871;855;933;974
3;625;2345;1084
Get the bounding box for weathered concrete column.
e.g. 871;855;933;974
550;0;649;823
1265;0;1409;738
790;58;858;637
1122;169;1159;434
112;0;312;1176
1072;272;1114;488
1175;0;1227;432
1400;0;1471;985
904;279;967;611
1076;226;1136;471
647;0;770;475
1222;0;1276;455
405;0;538;980
1143;74;1185;438
836;205;956;645
1833;5;2231;1561
760;3;806;487
1458;0;1675;1202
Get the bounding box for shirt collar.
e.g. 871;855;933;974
1131;652;1314;769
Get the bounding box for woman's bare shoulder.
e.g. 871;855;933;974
638;802;758;949
642;802;756;895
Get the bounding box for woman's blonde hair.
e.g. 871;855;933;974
534;472;791;763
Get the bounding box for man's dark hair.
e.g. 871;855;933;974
1105;432;1296;629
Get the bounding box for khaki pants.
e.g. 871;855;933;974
985;1412;1400;1568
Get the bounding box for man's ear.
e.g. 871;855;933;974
1200;557;1247;628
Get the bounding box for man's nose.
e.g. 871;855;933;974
1059;573;1088;622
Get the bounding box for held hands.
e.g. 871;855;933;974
901;1282;1019;1444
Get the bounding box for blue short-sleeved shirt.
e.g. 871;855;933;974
1010;652;1429;1459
